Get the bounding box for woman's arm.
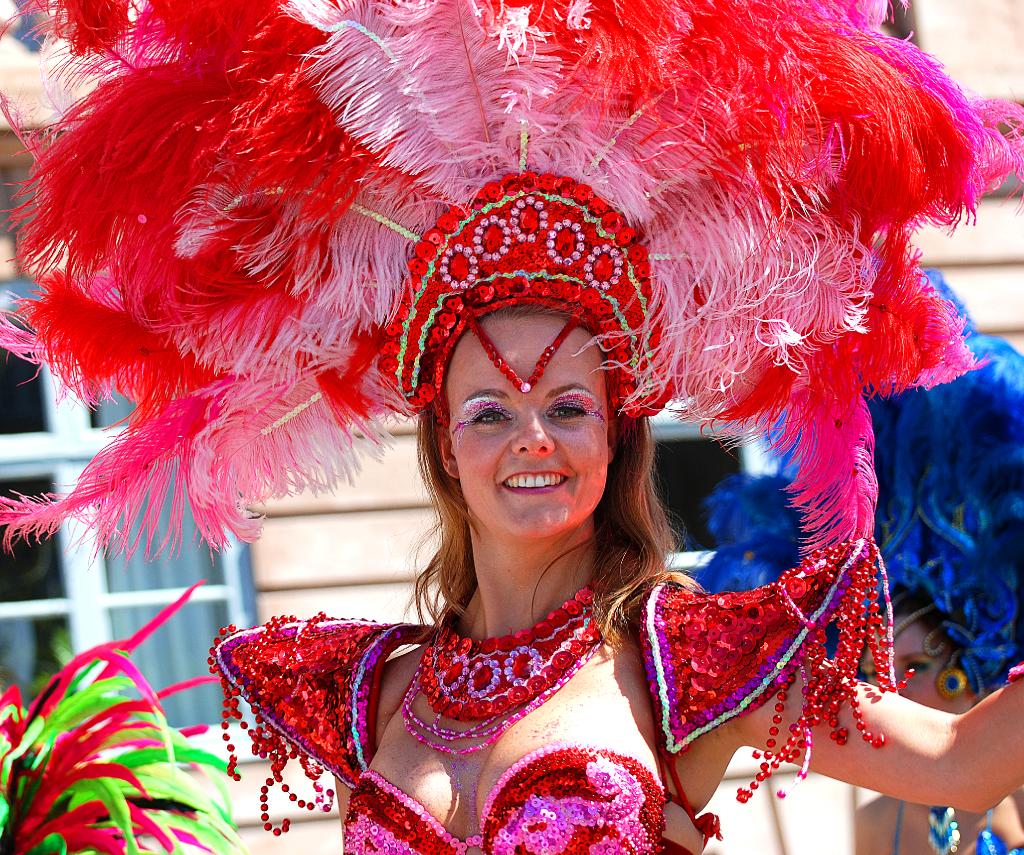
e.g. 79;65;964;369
334;777;352;832
741;677;1024;811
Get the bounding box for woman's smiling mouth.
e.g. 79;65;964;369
502;472;569;490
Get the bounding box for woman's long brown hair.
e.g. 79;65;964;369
413;405;697;644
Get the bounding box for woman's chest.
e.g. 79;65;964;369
368;678;658;837
343;743;668;855
349;647;670;853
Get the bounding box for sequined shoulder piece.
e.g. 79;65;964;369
481;745;666;854
642;539;890;763
213;615;422;790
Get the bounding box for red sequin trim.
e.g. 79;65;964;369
211;615;419;834
642;539;899;802
420;587;598;721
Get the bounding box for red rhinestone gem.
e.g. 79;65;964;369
512;655;533;680
483;223;505;253
554;227;576;258
520;206;540;233
593;252;615;281
471;664;494;690
449;253;471;282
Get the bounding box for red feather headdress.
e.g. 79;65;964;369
1;0;1022;553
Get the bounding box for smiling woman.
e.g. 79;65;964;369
5;0;1024;852
420;310;683;642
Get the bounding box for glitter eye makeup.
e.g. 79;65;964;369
549;391;605;423
453;397;513;442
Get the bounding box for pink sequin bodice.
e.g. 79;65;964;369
343;745;666;855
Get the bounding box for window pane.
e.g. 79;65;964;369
109;599;229;728
0;349;46;434
104;476;225;591
0;615;72;698
655;437;741;551
90;392;135;430
105;527;225;592
0;478;64;600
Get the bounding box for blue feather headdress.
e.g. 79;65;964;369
700;271;1024;693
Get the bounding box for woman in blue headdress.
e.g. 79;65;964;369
700;271;1024;855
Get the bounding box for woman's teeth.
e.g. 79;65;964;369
503;473;566;489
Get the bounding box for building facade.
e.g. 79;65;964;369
1;2;1023;852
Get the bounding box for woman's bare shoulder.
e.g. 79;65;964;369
375;641;427;739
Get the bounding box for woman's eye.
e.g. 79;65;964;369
550;404;588;419
471;408;510;425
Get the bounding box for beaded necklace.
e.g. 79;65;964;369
402;587;601;755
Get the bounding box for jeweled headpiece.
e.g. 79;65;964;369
1;0;1022;554
700;272;1024;692
381;172;664;416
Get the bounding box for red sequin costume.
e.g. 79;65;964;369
213;540;887;852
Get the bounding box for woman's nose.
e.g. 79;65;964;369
513;413;553;455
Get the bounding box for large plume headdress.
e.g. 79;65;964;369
1;0;1022;554
700;271;1024;692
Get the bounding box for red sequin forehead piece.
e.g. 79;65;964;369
379;172;668;416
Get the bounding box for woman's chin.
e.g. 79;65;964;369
488;511;591;545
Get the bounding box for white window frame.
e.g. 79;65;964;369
0;320;251;705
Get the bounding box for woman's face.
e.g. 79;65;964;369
863;617;977;714
439;313;615;547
